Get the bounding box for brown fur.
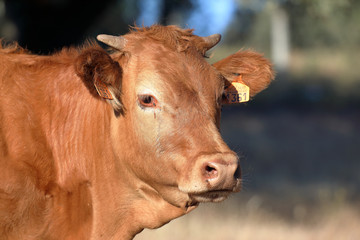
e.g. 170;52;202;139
0;25;274;240
0;41;102;239
213;50;275;97
74;46;124;111
0;39;28;54
126;25;213;56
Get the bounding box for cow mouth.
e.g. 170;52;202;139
186;179;242;204
188;190;233;204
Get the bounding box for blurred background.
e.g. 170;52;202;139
1;0;359;239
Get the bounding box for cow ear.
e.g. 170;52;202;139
213;50;275;98
75;47;123;112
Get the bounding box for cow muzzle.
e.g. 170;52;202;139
179;152;241;203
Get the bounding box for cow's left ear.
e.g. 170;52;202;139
213;50;275;98
75;47;123;112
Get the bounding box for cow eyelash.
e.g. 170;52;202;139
138;94;158;108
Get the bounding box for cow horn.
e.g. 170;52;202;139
202;33;221;50
96;34;126;50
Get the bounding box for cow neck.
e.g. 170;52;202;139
46;72;112;187
90;178;191;239
37;67;116;238
89;115;194;240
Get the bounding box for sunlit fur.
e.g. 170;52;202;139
213;49;275;97
0;25;274;240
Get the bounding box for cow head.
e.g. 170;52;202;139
76;25;274;219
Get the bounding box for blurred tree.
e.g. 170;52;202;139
136;0;193;27
4;0;116;53
159;0;192;25
85;0;139;40
284;0;360;48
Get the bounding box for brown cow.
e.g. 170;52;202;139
0;25;274;239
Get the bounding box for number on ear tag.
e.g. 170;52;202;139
224;82;250;104
94;78;114;100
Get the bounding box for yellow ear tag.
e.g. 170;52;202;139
94;78;114;100
224;75;250;104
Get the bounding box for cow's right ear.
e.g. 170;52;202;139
213;50;275;100
75;47;123;112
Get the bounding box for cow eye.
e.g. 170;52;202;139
138;94;158;108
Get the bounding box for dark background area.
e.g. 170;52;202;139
1;0;359;239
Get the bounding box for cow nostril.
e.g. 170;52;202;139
205;165;216;174
204;163;218;179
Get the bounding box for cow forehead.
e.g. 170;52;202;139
132;42;224;103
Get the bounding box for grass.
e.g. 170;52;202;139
135;193;360;240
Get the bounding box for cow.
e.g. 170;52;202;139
0;25;274;240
